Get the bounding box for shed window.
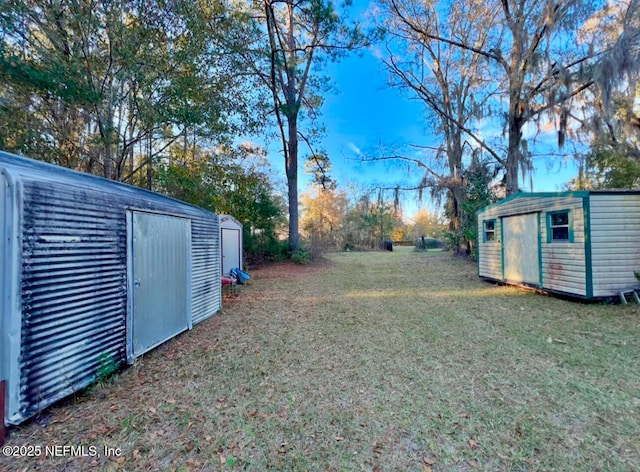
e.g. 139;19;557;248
483;219;496;242
547;210;573;242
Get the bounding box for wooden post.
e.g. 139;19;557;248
1;379;6;446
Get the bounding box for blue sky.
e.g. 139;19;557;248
273;0;583;220
316;52;580;218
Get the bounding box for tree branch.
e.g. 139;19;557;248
361;154;444;182
389;0;506;67
384;52;506;166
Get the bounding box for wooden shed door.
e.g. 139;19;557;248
502;213;540;285
131;212;191;358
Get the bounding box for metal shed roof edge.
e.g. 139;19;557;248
219;214;242;227
476;189;640;215
0;150;217;218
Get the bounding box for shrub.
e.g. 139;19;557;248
291;247;312;265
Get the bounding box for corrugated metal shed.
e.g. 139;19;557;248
1;151;221;425
477;191;640;299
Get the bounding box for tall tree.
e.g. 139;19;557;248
383;0;625;196
242;0;364;253
587;0;640;119
568;85;640;189
300;184;348;251
565;1;640;189
375;0;498;252
0;0;262;181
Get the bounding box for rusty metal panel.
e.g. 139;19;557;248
131;212;190;357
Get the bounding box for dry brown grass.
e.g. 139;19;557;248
3;247;639;471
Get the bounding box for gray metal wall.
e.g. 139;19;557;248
20;179;127;422
191;216;221;324
1;153;221;425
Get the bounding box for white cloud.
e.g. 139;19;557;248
348;142;364;157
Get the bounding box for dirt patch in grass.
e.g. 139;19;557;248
3;247;639;471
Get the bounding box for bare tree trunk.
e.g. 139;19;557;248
146;134;153;190
286;116;299;252
506;96;525;195
283;0;301;254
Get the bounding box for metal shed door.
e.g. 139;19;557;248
221;228;240;275
131;212;191;358
503;213;540;285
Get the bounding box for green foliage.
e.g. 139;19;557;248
245;232;290;265
0;0;265;179
153;143;286;264
342;193;400;250
97;353;118;384
445;159;498;258
291;247;312;265
570;140;640;190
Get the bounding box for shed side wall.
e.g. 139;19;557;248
16;177;220;424
589;194;640;297
20;180;127;421
192;216;220;324
219;215;242;274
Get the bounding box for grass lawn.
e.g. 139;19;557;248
3;247;639;471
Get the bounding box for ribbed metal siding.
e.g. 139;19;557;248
191;216;220;325
2;152;221;424
20;181;127;419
